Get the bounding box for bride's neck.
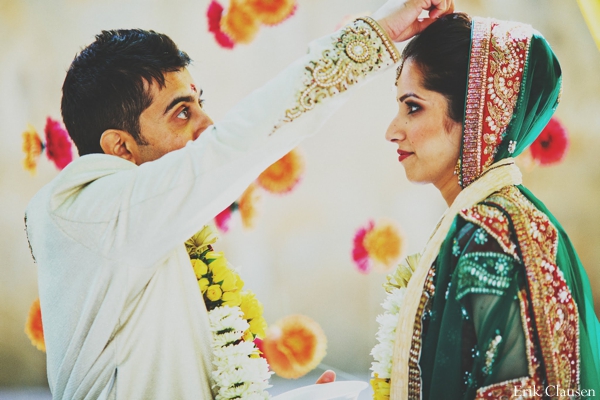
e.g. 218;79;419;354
436;174;462;206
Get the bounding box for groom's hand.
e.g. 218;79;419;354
373;0;455;42
315;370;336;384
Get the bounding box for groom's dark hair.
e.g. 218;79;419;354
61;29;192;156
400;13;471;124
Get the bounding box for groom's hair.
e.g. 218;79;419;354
61;29;192;156
401;13;471;124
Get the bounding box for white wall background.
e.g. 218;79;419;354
1;0;599;388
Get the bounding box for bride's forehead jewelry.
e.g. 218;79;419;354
395;60;405;85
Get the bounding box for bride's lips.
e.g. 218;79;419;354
397;150;414;162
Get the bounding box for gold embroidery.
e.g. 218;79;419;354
282;18;399;124
486;186;580;390
460;18;532;187
407;266;435;399
459;203;519;259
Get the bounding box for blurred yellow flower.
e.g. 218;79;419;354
238;183;260;229
222;290;242;307
191;259;209;278
363;220;404;272
25;297;45;352
221;0;260;44
22;124;43;175
263;314;327;379
206;285;223;302
257;149;304;194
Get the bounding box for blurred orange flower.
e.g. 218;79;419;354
25;298;45;352
245;0;296;26
257;149;304;194
262;314;327;379
22;124;43;175
221;0;260;44
239;183;260;228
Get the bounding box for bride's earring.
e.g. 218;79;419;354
453;158;461;176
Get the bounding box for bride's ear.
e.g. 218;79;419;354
100;129;141;164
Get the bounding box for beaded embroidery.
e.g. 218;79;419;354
459;18;532;187
282;17;399;124
459;203;519;259
456;252;515;299
485;186;580;390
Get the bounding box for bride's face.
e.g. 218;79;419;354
386;59;462;189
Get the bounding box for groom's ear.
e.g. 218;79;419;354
100;129;141;165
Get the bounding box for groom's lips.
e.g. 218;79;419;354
397;150;413;162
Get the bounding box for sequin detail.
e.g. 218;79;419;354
456;252;515;299
473;228;488;245
482;333;503;376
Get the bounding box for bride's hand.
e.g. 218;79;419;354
315;370;336;384
372;0;455;42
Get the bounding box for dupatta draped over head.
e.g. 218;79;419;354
390;16;600;399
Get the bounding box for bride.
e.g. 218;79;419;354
372;12;600;400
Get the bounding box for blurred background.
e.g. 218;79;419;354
1;0;599;398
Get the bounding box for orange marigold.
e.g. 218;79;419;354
221;0;260;44
363;220;404;272
22;124;43;175
25;298;45;352
238;183;260;228
262;314;327;379
256;149;304;194
244;0;297;26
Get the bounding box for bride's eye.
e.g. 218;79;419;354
177;107;190;120
406;102;421;115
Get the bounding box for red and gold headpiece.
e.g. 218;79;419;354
459;17;533;187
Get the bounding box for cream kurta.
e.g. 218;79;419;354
25;18;399;400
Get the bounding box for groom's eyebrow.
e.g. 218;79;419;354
398;92;424;102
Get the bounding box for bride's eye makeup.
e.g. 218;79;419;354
405;101;421;114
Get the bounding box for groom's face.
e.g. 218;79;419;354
136;68;213;163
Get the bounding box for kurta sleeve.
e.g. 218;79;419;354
46;18;400;267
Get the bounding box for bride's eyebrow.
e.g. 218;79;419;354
398;92;424;102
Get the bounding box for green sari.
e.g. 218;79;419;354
392;17;600;399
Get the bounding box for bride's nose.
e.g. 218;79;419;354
385;114;405;143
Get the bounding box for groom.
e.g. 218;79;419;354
25;0;454;398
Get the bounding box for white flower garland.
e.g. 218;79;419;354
370;254;419;400
208;305;273;400
370;287;406;380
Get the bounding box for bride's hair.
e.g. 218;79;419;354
400;13;471;124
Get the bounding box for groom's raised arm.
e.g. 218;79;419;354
39;17;400;267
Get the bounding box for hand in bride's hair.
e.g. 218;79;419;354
372;0;455;42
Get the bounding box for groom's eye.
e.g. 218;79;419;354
406;101;421;114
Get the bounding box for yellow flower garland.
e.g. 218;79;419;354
185;225;267;341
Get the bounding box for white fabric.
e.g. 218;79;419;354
25;26;396;400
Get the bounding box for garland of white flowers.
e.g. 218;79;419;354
186;226;272;400
370;254;420;400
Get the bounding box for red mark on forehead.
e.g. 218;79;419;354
190;84;197;93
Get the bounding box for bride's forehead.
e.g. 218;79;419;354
395;60;425;91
